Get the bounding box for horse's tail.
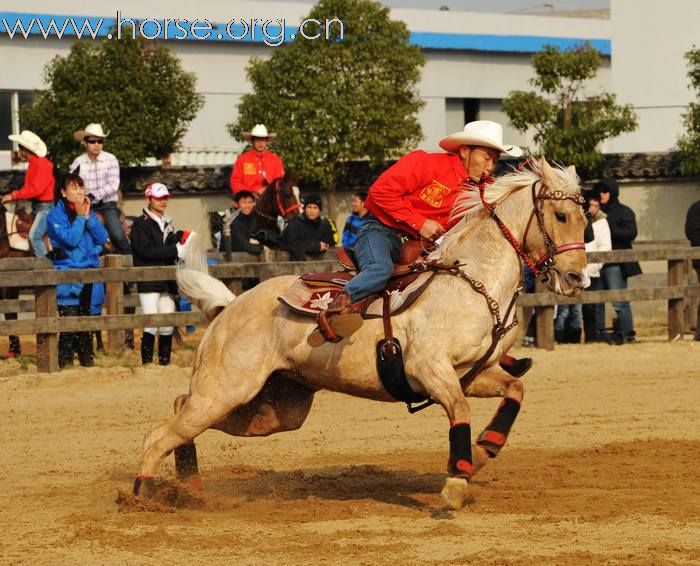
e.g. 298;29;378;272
176;233;235;321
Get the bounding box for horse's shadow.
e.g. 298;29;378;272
203;464;464;516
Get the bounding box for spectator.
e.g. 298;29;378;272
230;124;285;197
220;190;263;291
219;191;263;255
341;191;369;248
282;194;335;261
47;173;108;368
582;191;612;343
70;123;131;254
595;177;641;344
685;199;700;341
130;183;193;366
2;130;55;257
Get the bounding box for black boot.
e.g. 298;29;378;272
141;332;156;365
566;327;582;345
58;333;75;368
555;328;567;344
499;354;533;378
77;331;95;367
158;334;173;366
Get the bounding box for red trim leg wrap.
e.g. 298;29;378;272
477;397;521;458
448;422;473;479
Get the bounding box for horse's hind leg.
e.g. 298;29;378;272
172;373;315;486
466;372;524;476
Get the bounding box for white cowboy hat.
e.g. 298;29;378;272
8;130;48;158
73;123;109;141
242;123;277;141
439;120;523;157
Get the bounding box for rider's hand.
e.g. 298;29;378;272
419;219;445;241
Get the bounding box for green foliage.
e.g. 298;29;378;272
503;44;637;173
229;0;425;198
677;47;700;175
21;32;203;168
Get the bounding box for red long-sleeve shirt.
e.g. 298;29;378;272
11;154;55;202
364;150;470;239
229;149;285;194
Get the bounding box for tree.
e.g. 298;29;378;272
502;44;637;173
229;0;425;217
21;32;203;169
676;47;700;175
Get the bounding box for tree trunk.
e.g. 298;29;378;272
326;184;337;225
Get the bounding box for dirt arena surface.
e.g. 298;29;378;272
1;332;699;565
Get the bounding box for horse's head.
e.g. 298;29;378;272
255;173;301;232
523;157;587;296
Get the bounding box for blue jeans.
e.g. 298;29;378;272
92;201;130;254
555;304;582;331
601;264;634;336
343;217;402;303
29;202;53;257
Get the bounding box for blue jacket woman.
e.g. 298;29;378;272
47;173;108;367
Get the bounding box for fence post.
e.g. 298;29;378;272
668;258;686;340
535;278;555;351
105;255;125;351
35;285;58;373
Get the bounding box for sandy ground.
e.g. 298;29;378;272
1;330;699;566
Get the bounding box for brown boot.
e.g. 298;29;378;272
307;291;366;347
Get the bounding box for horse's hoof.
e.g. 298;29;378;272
133;476;156;498
441;477;470;509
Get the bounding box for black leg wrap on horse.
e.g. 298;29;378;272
477;397;521;458
174;442;200;481
448;422;473;479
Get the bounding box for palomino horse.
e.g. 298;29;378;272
0;204;34;358
134;157;587;509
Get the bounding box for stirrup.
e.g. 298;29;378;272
307;313;364;347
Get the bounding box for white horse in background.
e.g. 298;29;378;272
134;157;587;509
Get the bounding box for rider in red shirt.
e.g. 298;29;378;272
309;120;534;376
230;124;285;196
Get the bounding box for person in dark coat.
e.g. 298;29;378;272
219;191;263;255
130;182;193;365
685;199;700;340
594;177;641;344
47;173;108;368
282;194;335;261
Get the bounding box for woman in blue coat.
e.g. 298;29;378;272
47;173;108;367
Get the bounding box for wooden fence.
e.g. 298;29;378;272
1;246;699;372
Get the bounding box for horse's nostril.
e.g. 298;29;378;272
566;272;584;287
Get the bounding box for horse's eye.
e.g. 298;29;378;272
555;212;566;223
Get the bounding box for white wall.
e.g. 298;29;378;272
609;0;700;153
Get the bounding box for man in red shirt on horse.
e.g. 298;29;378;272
230;124;285;197
310;120;531;376
2;130;55;257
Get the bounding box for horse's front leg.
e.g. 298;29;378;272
466;371;524;475
411;358;479;510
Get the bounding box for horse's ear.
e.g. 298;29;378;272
567;165;577;178
540;156;557;188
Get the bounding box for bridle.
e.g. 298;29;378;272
479;177;586;277
255;178;301;225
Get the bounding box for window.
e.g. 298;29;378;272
0;90;36;151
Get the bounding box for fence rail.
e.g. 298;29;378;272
1;244;699;371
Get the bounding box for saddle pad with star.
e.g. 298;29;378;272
277;271;435;319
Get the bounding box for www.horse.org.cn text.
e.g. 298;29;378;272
1;11;345;47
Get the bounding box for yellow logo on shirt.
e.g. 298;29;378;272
419;180;451;208
243;162;257;175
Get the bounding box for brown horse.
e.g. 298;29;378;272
135;157;587;509
0;204;34;357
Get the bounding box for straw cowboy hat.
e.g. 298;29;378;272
73;123;109;142
8;130;48;158
439;120;523;157
242;124;277;141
